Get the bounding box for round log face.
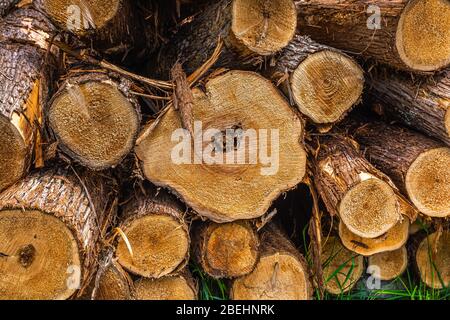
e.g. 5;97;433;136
339;217;409;256
0;116;26;192
231;0;296;55
94;262;132;300
136;71;306;222
290;50;364;124
368;246;408;281
396;0;450;72
134;276;196;300
0;209;80;300
231;254;311;300
41;0;121;34
416;231;450;289
405;147;450;217
321;237;364;295
48;81;139;170
116;215;189;278
339;178;399;238
204;222;259;278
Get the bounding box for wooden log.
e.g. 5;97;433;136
230;224;312;300
321;236;364;295
268;35;364;124
34;0;145;59
135;70;307;222
368;246;408;281
89;248;134;300
295;0;450;73
415;230;449;289
115;189;190;278
134;269;198;300
369;69;450;146
192;220;260;279
153;0;297;78
0;7;58;191
47;68;141;170
0;167;117;300
311;134;402;238
339;217;410;257
353;122;450;218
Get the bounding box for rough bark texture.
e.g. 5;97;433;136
311;134;402;237
230;223;313;300
153;0;297;78
352;122;450;217
47;68;141;170
295;0;450;73
0;0;17;16
0;166;117;299
0;7;58;191
267;35;364;124
192;220;260;279
116;189;190;278
369;69;450;146
153;0;239;78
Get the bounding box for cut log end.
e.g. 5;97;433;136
396;0;450;72
116;215;189;278
322;237;364;295
339;178;399;238
368;246;408;281
405;147;450;217
231;254;311;300
0;209;80;300
290;50;364;124
0;117;26;191
93;261;132;300
41;0;121;34
231;0;296;55
48;81;139;170
339;217;409;256
416;231;450;289
202;222;259;278
136;70;306;222
134;276;197;300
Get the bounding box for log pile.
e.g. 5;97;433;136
0;0;449;300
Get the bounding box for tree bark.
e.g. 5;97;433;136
0;166;117;300
369;69;450;146
0;0;17;16
230;223;313;300
0;7;58;192
152;0;297;78
192;220;260;279
295;0;450;73
267;35;364;124
115;189;190;278
47;68;141;170
352;121;450;218
311;134;402;238
135;70;307;223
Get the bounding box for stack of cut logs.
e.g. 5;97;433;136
0;0;449;300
